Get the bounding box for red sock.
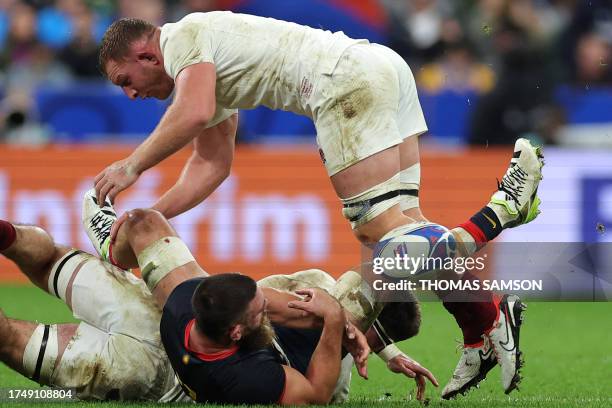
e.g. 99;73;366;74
108;242;129;270
458;220;487;246
0;221;17;251
440;273;499;345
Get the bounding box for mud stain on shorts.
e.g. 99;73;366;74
336;83;373;120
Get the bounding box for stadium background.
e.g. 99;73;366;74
0;0;611;406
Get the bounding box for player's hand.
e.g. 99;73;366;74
342;321;369;379
387;354;438;402
287;288;342;321
94;158;140;205
109;211;129;244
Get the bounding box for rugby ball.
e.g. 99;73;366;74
373;223;457;278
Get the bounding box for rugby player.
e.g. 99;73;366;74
92;12;544;398
0;196;436;403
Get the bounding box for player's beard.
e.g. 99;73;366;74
237;315;275;351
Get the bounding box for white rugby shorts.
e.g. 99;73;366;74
46;250;185;402
313;43;428;176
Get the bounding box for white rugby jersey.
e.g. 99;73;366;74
160;11;365;119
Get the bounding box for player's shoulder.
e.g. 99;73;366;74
162;278;203;320
162;10;240;34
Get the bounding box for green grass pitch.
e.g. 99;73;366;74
1;284;610;407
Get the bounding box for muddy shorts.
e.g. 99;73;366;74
46;250;187;402
313;43;428;176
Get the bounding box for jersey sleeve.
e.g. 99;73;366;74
206;106;238;129
161;20;215;80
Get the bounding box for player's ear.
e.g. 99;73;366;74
229;324;243;342
137;51;160;65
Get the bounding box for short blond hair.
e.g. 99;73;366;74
98;18;156;77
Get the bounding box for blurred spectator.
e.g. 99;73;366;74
570;31;612;86
559;0;612;84
118;0;166;24
468;14;562;146
385;0;455;65
58;5;99;77
171;0;217;20
0;0;19;47
416;38;495;94
462;0;569;69
0;90;51;145
1;1;70;88
0;1;38;69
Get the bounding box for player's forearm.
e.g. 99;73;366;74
153;155;229;219
128;104;209;175
304;314;344;402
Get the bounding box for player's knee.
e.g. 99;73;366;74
377;300;421;341
125;209;173;240
125;208;163;232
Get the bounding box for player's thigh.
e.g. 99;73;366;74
258;269;336;293
54;323;174;401
315;45;404;196
48;250;161;343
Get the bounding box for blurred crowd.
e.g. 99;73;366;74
0;0;611;145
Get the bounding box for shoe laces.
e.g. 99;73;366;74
90;213;113;242
497;165;528;204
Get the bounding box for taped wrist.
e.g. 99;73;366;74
399;164;420;211
137;236;195;291
378;344;403;363
23;324;58;385
372;318;403;362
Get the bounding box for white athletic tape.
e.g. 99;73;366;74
399;164;420;211
377;343;403;363
23;324;58;385
47;250;84;301
331;271;382;330
137;236;195;291
341;173;401;229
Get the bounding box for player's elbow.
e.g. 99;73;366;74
178;106;213;132
188;113;212;131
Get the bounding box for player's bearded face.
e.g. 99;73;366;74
236;314;275;351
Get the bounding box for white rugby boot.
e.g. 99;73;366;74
441;338;496;399
488;138;544;228
82;188;116;261
486;294;527;394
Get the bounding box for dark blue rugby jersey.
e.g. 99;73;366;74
160;278;287;404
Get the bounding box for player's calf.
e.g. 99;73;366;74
0;221;69;291
0;311;43;380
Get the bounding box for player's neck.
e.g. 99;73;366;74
189;323;236;354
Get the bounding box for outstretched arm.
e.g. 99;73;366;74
152;113;237;219
95;62;217;205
